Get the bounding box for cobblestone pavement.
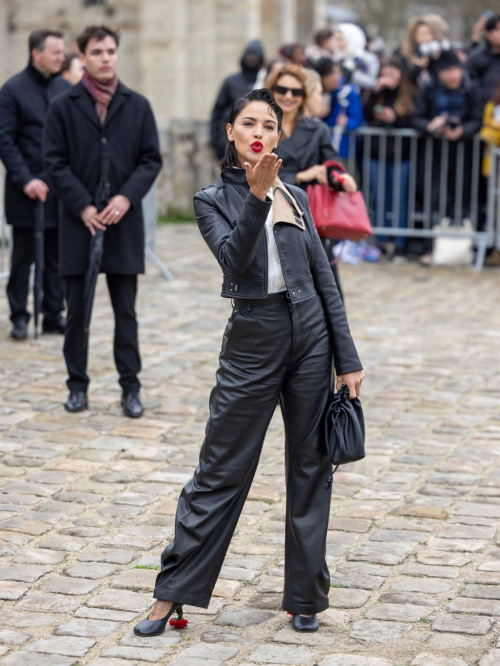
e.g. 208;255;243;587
1;225;500;666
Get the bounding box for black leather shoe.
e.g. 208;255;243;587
64;391;88;413
122;391;144;418
43;316;66;334
11;320;27;340
134;602;184;637
292;613;319;632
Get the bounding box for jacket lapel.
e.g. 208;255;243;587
69;83;102;130
272;177;305;230
105;83;130;127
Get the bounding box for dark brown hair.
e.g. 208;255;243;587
76;25;120;54
485;15;500;32
29;29;63;54
315;28;334;47
61;53;79;74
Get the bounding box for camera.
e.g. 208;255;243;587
446;117;461;131
416;39;451;58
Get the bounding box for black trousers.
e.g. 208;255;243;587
6;226;64;324
155;292;333;615
64;274;141;393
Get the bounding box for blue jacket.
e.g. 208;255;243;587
324;80;364;157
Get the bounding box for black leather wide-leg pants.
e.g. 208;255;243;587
154;292;333;614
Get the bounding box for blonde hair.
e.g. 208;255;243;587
401;14;449;60
304;69;322;117
265;64;309;114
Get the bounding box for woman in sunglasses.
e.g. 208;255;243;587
265;64;358;299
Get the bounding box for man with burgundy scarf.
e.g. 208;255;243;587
44;25;162;417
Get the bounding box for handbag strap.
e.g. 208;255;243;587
325;464;340;490
322;159;347;174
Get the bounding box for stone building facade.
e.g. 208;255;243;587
0;0;329;214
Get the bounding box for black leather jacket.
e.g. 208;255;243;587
194;168;362;376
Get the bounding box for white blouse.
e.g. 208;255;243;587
265;188;287;294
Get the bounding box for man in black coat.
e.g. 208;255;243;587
43;25;162;417
0;29;69;340
467;14;500;104
210;40;265;160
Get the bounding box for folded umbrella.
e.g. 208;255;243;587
33;201;45;340
83;152;111;336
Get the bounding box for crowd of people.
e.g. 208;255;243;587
211;11;500;263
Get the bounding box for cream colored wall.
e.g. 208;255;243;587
0;0;322;121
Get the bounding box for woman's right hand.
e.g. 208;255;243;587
411;55;429;69
296;164;328;185
244;153;282;201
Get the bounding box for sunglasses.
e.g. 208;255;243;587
274;85;305;98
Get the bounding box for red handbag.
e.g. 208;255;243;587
306;160;373;241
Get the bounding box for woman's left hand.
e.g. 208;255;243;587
340;174;358;193
337;370;364;399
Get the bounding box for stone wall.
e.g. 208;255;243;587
156;120;218;217
0;0;323;216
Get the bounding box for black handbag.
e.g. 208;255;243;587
324;383;365;489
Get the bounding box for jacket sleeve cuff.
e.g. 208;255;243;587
117;185;140;210
245;189;272;216
17;168;35;190
335;362;363;376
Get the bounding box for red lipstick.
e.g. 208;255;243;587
251;141;263;152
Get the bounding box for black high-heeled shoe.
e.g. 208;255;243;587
134;602;187;637
292;613;319;632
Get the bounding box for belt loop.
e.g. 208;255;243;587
231;298;235;309
248;299;252;312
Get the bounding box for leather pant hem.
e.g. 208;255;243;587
153;587;210;609
281;598;329;615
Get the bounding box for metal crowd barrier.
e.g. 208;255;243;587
488;146;500;253
143;185;172;280
0;184;171;282
345;127;493;270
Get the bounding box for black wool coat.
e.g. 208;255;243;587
0;63;70;228
43;81;162;276
275;117;341;191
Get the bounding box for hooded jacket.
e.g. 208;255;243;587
337;23;380;91
209;41;265;159
193;168;362;376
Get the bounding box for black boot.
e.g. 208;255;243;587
292;613;319;632
134;602;185;637
122;391;144;418
43;316;66;334
11;320;27;340
64;391;88;413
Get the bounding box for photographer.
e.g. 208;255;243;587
364;58;416;261
400;14;451;87
412;50;482;228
